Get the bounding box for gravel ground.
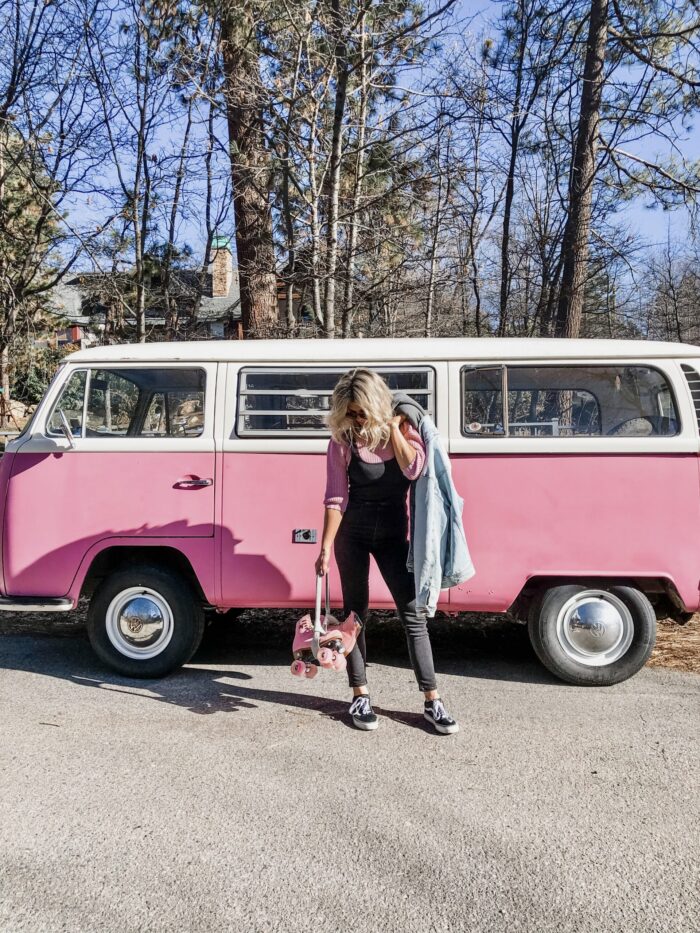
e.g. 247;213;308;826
648;617;700;673
1;604;697;674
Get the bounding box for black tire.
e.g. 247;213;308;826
87;564;205;678
528;584;656;686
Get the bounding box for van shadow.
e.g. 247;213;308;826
0;614;558;724
0;634;351;723
198;610;558;687
6;521;293;609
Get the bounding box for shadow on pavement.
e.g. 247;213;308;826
0;608;558;722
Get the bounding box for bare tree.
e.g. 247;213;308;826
0;0;108;420
555;0;700;337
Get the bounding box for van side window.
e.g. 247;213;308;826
237;367;434;435
47;370;87;436
47;368;206;438
142;390;205;437
87;370;139;436
462;365;679;438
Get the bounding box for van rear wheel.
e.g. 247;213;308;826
87;564;205;678
528;584;656;686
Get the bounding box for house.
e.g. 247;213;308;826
47;239;301;347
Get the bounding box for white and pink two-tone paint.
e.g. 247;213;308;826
1;337;697;685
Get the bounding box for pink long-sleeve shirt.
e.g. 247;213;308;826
324;426;426;512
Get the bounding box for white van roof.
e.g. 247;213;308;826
68;336;700;364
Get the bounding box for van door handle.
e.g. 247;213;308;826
175;477;213;488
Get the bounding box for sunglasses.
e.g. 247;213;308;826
347;409;367;421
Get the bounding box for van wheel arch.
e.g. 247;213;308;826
79;546;207;604
510;576;689;626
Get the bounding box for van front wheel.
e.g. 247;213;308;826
87;565;205;678
528;584;656;686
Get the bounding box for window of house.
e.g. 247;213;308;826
237;367;435;435
461;365;679;438
47;368;206;438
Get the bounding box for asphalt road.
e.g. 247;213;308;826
1;626;698;933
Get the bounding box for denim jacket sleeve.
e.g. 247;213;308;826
408;416;475;617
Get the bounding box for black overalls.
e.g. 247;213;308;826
333;445;437;692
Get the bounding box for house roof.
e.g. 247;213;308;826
198;295;241;321
47;266;243;326
50;282;84;320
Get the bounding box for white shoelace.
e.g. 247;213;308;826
430;699;449;721
350;696;372;717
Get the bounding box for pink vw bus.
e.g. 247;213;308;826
1;337;697;686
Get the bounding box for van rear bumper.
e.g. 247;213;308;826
0;597;74;612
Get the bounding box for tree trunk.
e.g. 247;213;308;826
342;17;367;339
554;0;608;338
0;344;9;429
307;103;324;328
323;0;350;338
310;200;323;328
219;4;278;337
163;99;194;341
132;6;150;345
282;39;303;336
425;127;450;339
497;16;527;337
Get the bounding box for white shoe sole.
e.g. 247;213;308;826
352;716;379;731
424;712;459;734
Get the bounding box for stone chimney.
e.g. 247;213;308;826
210;236;232;297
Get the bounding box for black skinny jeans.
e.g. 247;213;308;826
334;498;438;692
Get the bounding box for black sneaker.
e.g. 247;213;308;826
349;695;378;731
424;698;459;735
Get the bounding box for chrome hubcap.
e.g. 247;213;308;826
105;587;174;660
556;590;634;667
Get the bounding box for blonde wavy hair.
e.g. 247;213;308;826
327;368;394;451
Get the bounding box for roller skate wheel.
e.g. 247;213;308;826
317;647;334;668
332;654;347;672
290;660;306;677
304;664;318;679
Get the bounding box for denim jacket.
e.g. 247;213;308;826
393;393;476;617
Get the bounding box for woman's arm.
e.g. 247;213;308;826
316;439;348;575
389;416;423;474
315;507;343;576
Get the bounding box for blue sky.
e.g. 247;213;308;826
457;0;698;250
66;0;696;273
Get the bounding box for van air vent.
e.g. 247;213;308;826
681;364;700;431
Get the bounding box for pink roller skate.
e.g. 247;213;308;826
290;575;361;678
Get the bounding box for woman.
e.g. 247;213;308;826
314;368;459;735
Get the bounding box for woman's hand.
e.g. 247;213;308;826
315;548;330;576
389;414;409;436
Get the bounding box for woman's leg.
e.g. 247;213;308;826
372;537;438;694
334;524;371;694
